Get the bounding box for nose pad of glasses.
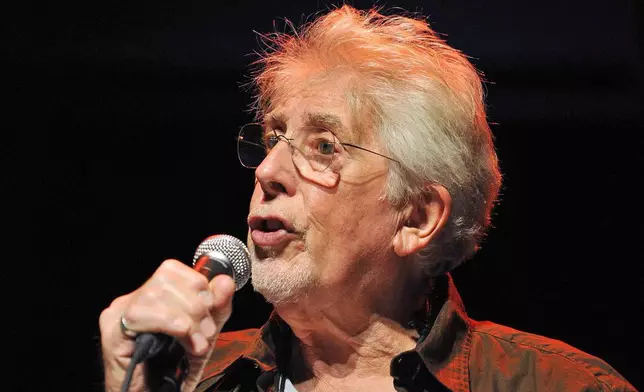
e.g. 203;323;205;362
261;138;293;165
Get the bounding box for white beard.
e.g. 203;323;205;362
249;247;318;306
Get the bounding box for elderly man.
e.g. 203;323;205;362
99;5;635;392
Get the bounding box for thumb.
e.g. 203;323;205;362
209;275;235;325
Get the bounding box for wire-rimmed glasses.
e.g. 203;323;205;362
237;123;399;186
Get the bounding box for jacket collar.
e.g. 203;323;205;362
202;273;472;391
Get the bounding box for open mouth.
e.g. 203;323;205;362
249;216;293;233
249;216;296;247
261;219;285;232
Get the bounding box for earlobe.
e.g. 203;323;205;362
393;226;419;257
392;184;452;257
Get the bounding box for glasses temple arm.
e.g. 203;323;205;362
340;143;401;164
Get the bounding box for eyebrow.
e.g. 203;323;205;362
263;111;351;141
303;112;351;142
263;112;287;129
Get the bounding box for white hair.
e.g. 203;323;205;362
250;5;502;274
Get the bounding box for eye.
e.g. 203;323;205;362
262;129;281;149
317;140;335;155
265;134;279;149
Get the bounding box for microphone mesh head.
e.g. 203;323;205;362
192;234;251;290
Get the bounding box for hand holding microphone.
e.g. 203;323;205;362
98;235;251;392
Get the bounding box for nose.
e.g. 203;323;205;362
255;139;297;200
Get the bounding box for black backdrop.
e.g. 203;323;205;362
5;0;643;390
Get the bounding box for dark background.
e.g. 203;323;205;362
5;0;643;390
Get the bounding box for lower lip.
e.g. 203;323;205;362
251;229;296;247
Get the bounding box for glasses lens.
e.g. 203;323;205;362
236;124;340;187
291;127;337;172
237;124;266;168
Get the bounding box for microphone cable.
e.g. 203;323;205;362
121;333;186;392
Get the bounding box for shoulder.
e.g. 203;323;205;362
468;321;636;391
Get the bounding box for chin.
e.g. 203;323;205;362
250;253;317;306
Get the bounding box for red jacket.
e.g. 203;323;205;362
195;274;636;391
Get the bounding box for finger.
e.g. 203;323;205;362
125;280;225;354
153;259;210;293
129;284;216;334
140;263;216;323
99;295;129;331
99;294;134;345
122;302;212;356
209;275;235;324
153;280;211;322
210;275;235;305
122;302;192;337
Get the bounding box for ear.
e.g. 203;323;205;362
392;184;452;257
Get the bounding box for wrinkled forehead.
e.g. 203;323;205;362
264;104;352;141
260;72;377;145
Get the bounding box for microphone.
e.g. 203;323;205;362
121;235;251;392
191;234;252;289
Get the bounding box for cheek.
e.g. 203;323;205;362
300;185;398;287
304;190;359;236
304;187;384;256
249;182;263;208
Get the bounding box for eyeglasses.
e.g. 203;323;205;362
237;123;399;186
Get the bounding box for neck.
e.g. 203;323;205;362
290;315;419;381
274;265;429;389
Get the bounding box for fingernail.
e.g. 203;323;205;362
192;332;208;354
200;317;216;338
198;290;214;307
